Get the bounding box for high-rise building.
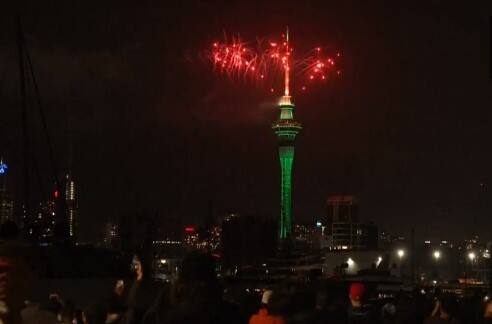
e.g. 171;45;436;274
65;173;77;241
0;198;14;224
104;223;119;249
327;195;359;227
0;158;13;224
326;195;378;250
183;226;199;249
272;95;302;240
331;223;378;250
33;200;57;244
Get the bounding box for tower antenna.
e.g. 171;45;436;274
284;26;290;96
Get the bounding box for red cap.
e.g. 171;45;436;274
349;282;365;301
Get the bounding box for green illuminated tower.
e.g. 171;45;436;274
272;95;302;239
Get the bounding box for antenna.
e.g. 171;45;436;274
284;26;290;96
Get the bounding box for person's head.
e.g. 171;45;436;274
42;293;62;314
82;304;106;324
180;251;217;284
438;294;458;318
114;280;124;296
171;251;220;304
349;282;365;307
382;301;396;320
132;258;143;281
484;300;492;318
58;299;75;323
261;290;273;308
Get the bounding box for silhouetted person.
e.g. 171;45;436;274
483;300;492;324
249;290;285;324
142;282;172;324
124;256;156;324
107;280;127;323
0;226;51;324
58;299;76;324
83;304;106;324
160;251;241;324
423;294;461;324
310;289;347;324
393;292;419;324
347;282;375;324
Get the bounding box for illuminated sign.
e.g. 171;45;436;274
184;226;195;233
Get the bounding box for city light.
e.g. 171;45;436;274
468;252;476;261
433;250;441;260
160;259;167;264
347;258;354;267
397;249;405;258
0;160;7;175
376;256;383;267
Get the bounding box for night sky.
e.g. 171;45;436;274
0;1;491;242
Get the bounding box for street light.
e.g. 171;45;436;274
347;258;355;267
468;252;476;261
396;249;405;279
375;256;383;267
432;250;441;282
466;252;477;290
397;249;405;258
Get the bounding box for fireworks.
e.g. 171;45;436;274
211;36;260;80
209;30;340;95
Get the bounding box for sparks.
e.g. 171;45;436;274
211;36;260;80
209;30;340;94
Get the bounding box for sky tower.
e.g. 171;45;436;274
272;29;302;240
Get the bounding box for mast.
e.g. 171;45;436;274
283;27;290;96
17;15;30;236
16;15;69;244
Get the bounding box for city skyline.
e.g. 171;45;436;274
0;1;490;242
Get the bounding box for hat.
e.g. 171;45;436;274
261;290;273;305
349;283;365;301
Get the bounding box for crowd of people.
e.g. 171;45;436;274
1;232;492;323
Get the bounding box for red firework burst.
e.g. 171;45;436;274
209;30;340;95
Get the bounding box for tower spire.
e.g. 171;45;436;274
283;26;290;96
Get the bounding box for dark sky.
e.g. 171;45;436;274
0;0;491;242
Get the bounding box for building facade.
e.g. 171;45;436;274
0;193;14;224
104;223;119;249
65;173;77;242
0;159;13;224
326;195;378;250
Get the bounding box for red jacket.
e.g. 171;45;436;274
249;308;285;324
